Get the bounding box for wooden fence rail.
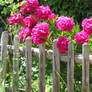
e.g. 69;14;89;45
0;31;90;92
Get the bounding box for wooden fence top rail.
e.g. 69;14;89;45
0;44;92;64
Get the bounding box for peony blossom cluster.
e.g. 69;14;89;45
20;0;39;15
75;18;92;45
23;15;37;28
19;27;31;40
8;13;23;25
8;0;92;53
82;18;92;35
57;36;71;53
35;5;52;20
56;16;74;31
74;31;89;44
31;23;49;44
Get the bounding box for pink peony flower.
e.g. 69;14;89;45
74;31;89;44
56;16;74;31
8;15;16;25
20;0;38;15
19;27;31;40
82;18;92;35
26;0;39;11
35;5;52;20
57;36;71;53
31;23;49;44
26;0;39;7
20;4;27;15
48;13;56;21
20;4;34;15
8;13;23;25
23;15;37;28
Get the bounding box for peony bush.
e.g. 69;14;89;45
8;0;92;53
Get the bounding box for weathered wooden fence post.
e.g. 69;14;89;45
67;41;74;92
82;43;90;92
12;35;19;92
39;43;45;92
53;39;60;92
25;37;32;92
0;31;9;81
6;32;12;73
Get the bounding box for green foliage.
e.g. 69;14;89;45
0;0;22;30
39;0;91;23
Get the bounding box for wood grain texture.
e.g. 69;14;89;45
39;44;45;92
12;35;19;92
25;37;32;92
0;32;9;79
67;41;74;92
82;43;89;92
53;39;60;92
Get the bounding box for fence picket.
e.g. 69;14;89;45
12;35;19;92
53;39;60;92
82;43;89;92
67;41;74;92
0;32;9;80
25;37;32;92
39;43;45;92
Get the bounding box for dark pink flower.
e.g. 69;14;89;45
8;15;16;25
35;5;52;20
20;0;39;15
31;23;49;44
75;31;89;44
48;13;56;21
82;18;92;35
20;4;33;15
20;4;27;15
26;0;39;11
23;15;37;28
57;36;71;53
8;13;23;24
56;16;74;31
26;0;39;7
19;27;31;40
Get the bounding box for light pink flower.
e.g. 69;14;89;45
8;13;23;24
82;18;92;35
56;16;74;31
74;31;89;44
19;27;31;40
35;5;52;20
48;13;56;21
57;36;71;53
23;15;37;28
31;23;49;44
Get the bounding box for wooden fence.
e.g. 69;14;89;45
0;31;91;92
